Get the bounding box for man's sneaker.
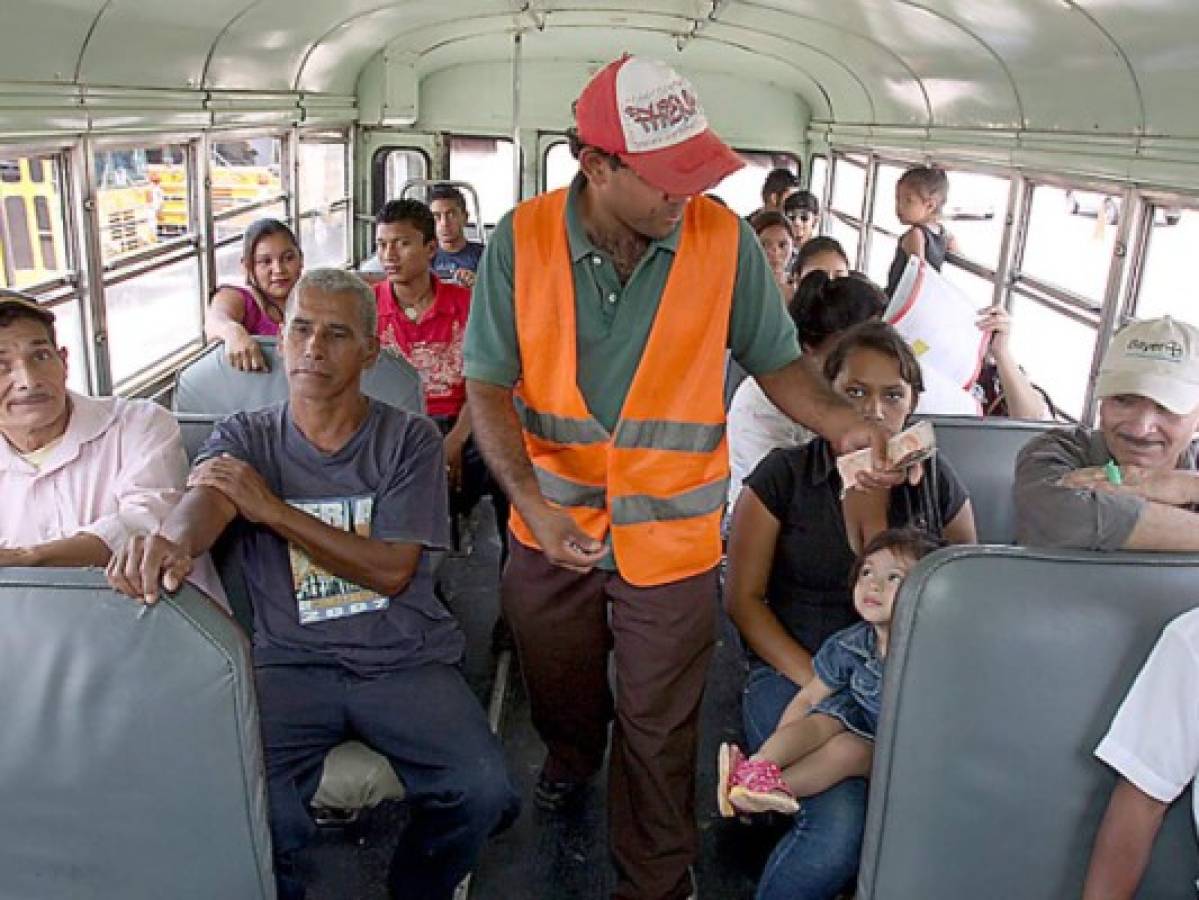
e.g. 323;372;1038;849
720;744;799;816
533;772;587;811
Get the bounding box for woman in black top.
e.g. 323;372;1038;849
724;321;976;900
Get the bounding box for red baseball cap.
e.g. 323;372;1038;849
575;55;744;197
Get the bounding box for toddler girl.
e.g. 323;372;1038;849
718;527;942;816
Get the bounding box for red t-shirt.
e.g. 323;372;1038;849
374;274;471;418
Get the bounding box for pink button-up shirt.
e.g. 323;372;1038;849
0;392;226;606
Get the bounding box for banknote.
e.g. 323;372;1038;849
835;421;937;495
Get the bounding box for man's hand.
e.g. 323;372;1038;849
977;305;1013;359
188;455;282;525
225;333;269;373
523;505;607;574
106;533;193;605
444;429;468;492
1062;465;1199;507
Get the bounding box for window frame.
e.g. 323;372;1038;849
297;128;353;270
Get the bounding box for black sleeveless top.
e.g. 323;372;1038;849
886;224;949;297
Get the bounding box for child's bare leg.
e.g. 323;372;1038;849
757;712;846;770
781;731;873;798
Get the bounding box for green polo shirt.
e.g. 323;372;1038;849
464;177;801;431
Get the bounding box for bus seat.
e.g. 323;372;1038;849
172;338;425;416
859;546;1199;900
920;416;1056;544
0;567;274;900
173;411;407;816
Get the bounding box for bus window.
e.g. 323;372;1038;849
711;151;798;217
0;153;70;291
831;154;867;222
382;148;428;201
93;145;166;263
943;171;1008;269
828;216;861;269
210;136;284;227
47;298;87;394
449;136;515;227
809;155;828;210
543;141;576;192
1133;206;1198;326
1007;295;1097;420
1021;183;1121;304
298;135;350;269
866;161;907;281
105;256;203;384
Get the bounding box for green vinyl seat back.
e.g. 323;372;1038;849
859;546;1199;900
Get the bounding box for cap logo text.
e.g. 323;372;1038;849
623;89;699;135
1126;337;1184;363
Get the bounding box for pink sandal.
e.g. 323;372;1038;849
718;743;799;816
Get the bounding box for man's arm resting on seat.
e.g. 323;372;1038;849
1082;778;1168;900
0;533;110;568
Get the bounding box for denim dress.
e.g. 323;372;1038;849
810;621;885;741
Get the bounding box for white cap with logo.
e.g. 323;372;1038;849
1094;315;1199;415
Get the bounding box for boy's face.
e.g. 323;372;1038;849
853;547;914;626
375;219;435;285
896;184;936;227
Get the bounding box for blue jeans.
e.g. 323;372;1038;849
742;664;867;900
256;661;520;900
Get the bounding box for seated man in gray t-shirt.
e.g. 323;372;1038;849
1014;316;1199;551
106;269;518;900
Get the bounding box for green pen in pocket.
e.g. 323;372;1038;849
1104;459;1123;486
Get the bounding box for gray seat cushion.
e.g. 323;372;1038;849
860;546;1199;900
0;568;274;900
920;416;1055;544
173;338;425;416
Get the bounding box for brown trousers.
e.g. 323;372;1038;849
502;539;717;900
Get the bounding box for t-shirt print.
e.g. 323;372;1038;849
288;495;388;624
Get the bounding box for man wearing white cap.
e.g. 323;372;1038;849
465;55;889;899
1015;315;1199;550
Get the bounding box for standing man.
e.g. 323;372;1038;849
465;55;885;900
430;183;485;289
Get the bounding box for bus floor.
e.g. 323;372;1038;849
302;500;778;899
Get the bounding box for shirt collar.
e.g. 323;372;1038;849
0;391;117;476
564;173;683;263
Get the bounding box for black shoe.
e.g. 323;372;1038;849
533;773;587;812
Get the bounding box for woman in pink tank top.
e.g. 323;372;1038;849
205;218;302;372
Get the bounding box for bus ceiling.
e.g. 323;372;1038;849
0;1;1194;147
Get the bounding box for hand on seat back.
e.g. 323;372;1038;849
106;533;193;605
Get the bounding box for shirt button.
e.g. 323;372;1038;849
591;255;602;266
607;293;618;304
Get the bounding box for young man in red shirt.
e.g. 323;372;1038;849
373;199;506;550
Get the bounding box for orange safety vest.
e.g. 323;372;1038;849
509;188;738;586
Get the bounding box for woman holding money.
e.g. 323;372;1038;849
723;320;976;900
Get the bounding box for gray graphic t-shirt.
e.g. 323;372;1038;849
197;400;458;675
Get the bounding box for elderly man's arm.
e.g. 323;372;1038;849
0;533;109;568
1016;429;1199;551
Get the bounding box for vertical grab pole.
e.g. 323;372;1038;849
512;31;523;204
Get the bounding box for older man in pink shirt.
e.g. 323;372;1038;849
0;291;221;600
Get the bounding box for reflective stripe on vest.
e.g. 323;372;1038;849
509;188;739;586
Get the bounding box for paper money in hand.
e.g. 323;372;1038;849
835;421;937;495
